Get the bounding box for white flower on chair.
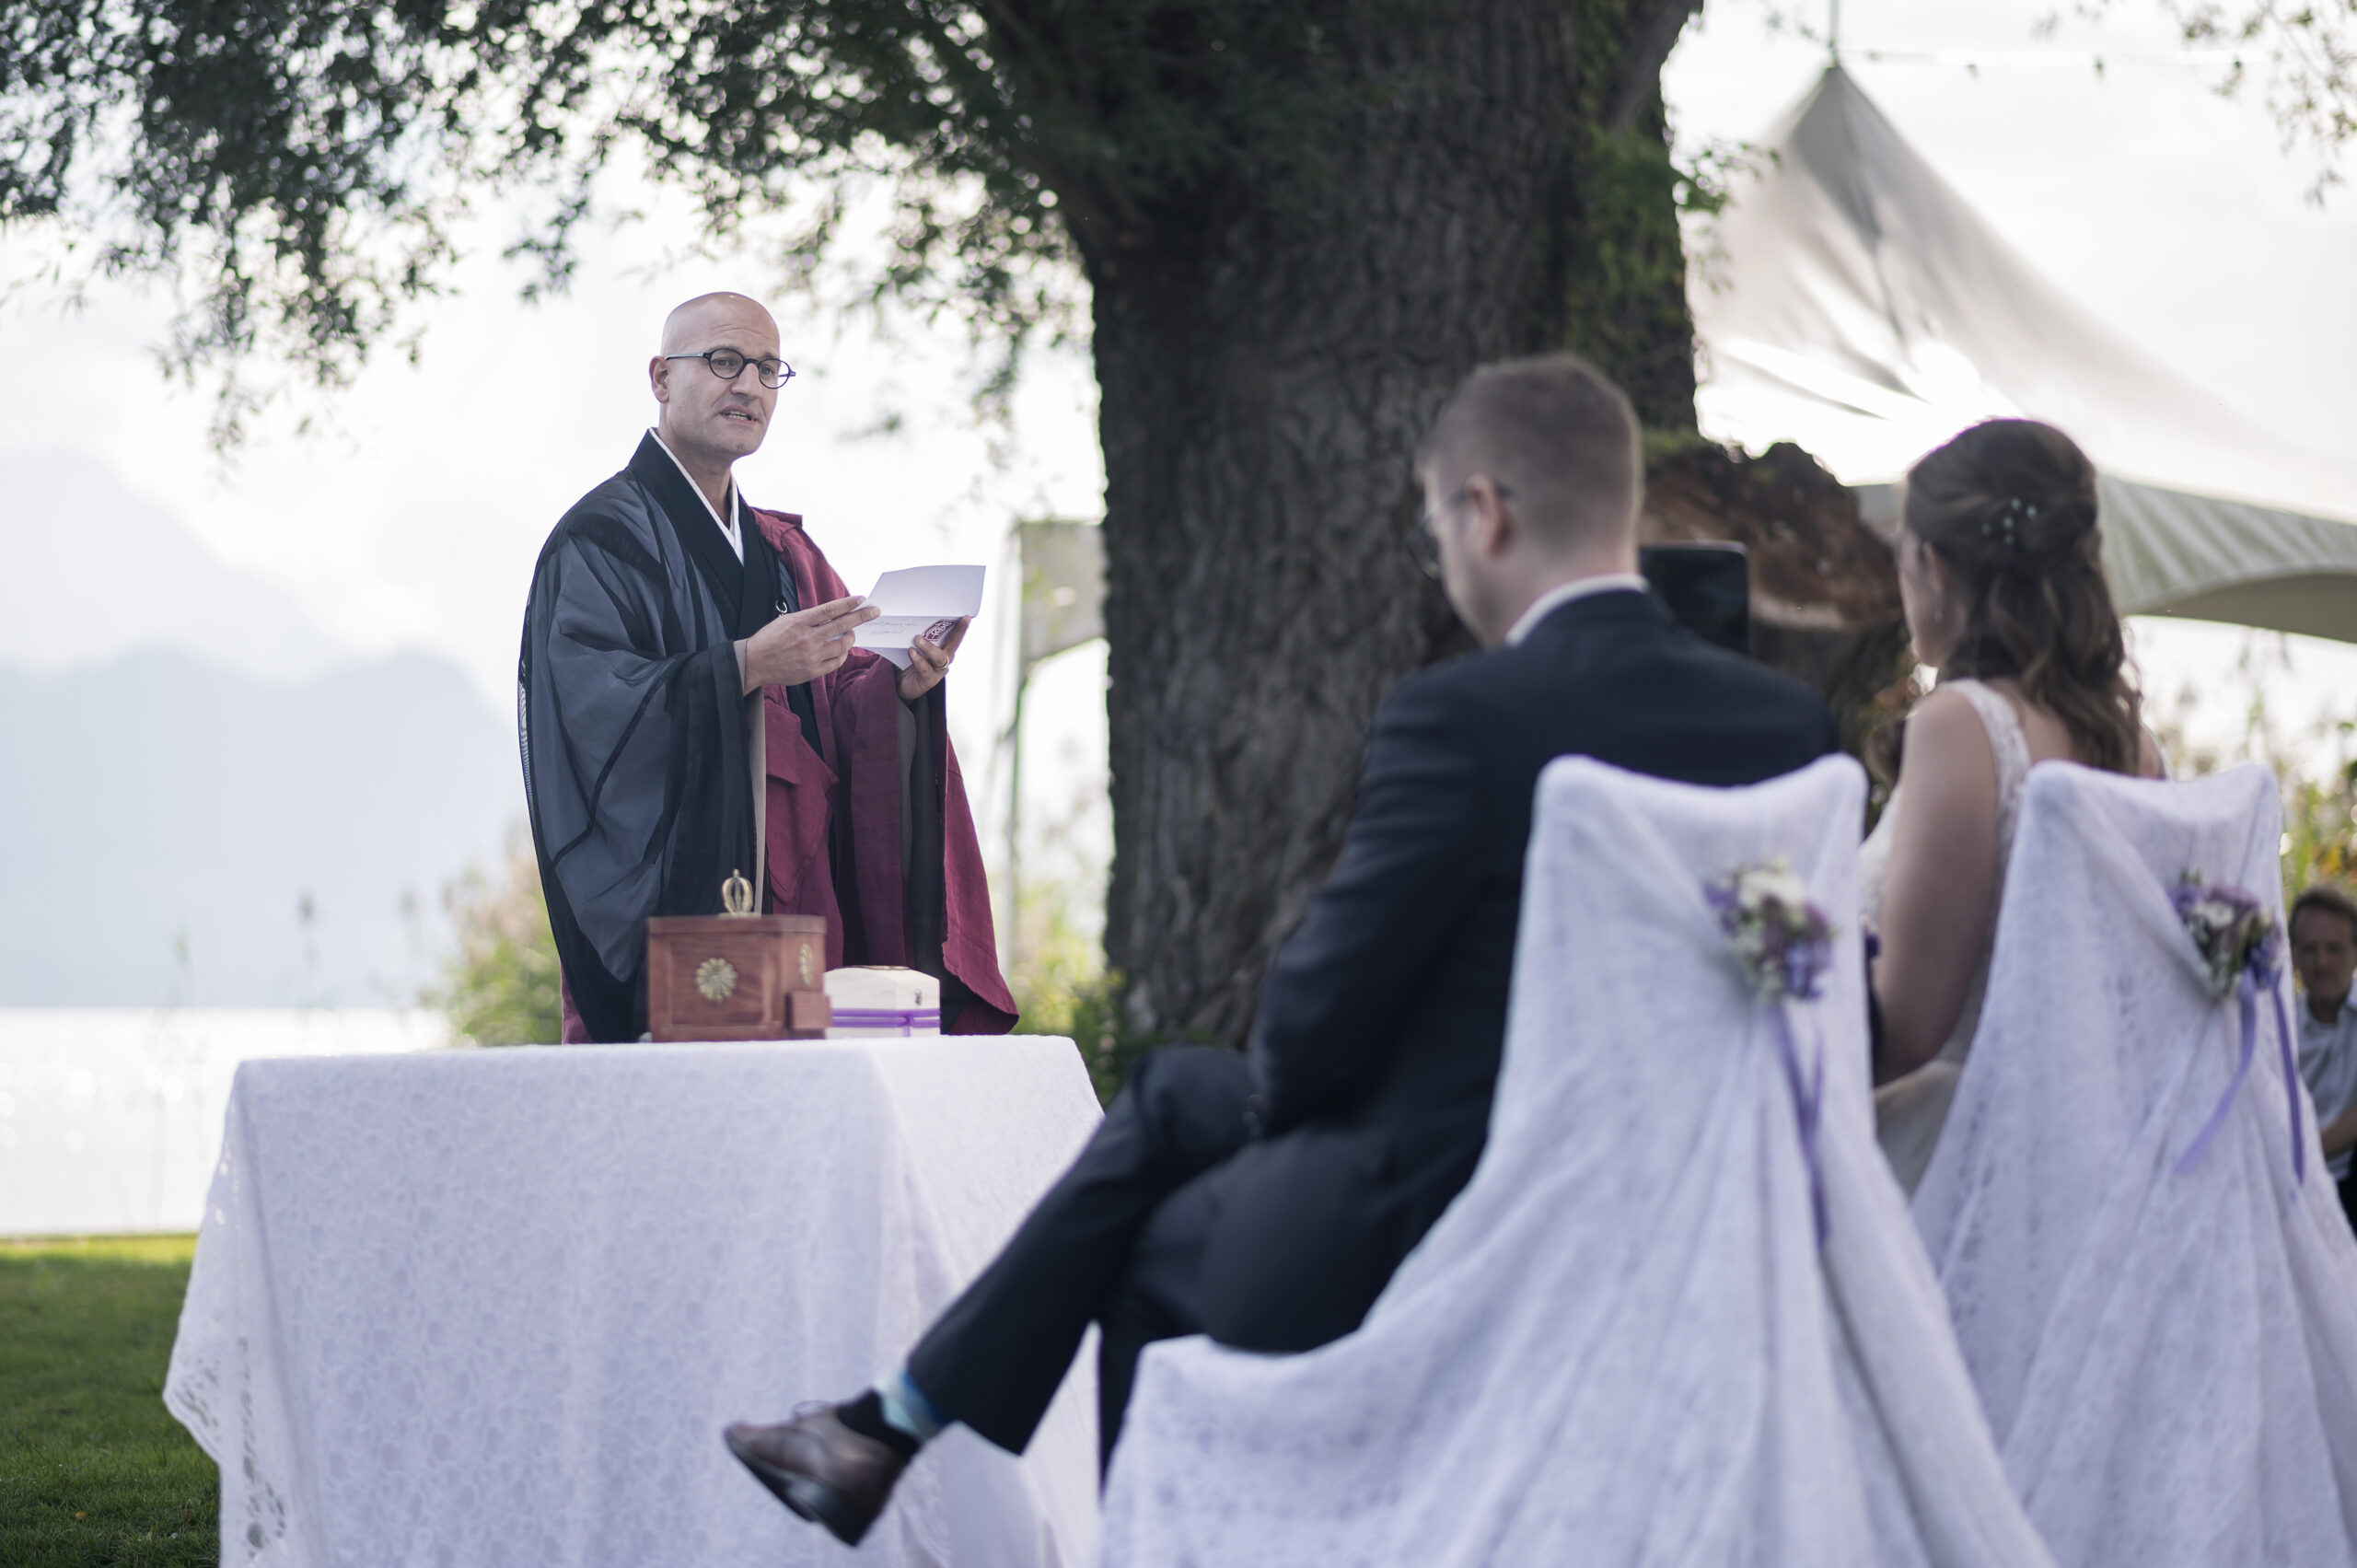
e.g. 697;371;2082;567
1707;862;1834;1004
2171;871;2282;1000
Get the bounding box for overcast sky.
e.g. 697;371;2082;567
3;0;2351;856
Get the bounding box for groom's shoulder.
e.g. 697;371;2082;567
1389;601;1837;763
1374;595;1836;735
1617;626;1839;746
1646;638;1844;766
1664;632;1834;711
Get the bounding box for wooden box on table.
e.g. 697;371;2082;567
645;909;832;1042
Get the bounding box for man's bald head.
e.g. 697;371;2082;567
660;291;779;356
650;292;786;480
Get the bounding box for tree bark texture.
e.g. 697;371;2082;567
1078;3;1699;1043
1544;0;1708;430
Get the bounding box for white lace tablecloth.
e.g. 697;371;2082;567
163;1038;1104;1568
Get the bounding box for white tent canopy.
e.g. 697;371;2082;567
1691;64;2357;643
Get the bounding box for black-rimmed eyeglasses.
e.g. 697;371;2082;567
1405;481;1515;582
664;348;795;389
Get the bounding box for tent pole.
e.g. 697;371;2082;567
1829;0;1841;60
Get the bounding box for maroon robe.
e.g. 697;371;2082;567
752;507;1015;1032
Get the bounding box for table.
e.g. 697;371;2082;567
164;1037;1105;1568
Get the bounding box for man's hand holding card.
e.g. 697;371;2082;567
852;564;985;701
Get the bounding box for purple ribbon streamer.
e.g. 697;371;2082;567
2282;983;2306;1186
829;1007;942;1034
2173;964;2305;1184
1771;1003;1829;1247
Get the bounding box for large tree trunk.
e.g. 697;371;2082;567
1079;2;1710;1044
1081;6;1574;1041
1057;0;1910;1046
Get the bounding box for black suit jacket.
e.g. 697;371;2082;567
1198;587;1842;1351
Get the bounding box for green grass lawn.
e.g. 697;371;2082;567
0;1236;216;1567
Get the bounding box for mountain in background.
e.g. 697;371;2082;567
0;446;354;680
0;447;516;1005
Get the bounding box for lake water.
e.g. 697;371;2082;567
0;1009;443;1235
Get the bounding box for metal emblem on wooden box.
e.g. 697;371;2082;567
695;957;738;1002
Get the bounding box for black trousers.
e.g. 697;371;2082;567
2338;1167;2357;1236
904;1045;1253;1468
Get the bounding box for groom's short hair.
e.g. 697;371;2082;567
1417;354;1642;550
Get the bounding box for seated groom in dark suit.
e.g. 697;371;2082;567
725;353;1844;1544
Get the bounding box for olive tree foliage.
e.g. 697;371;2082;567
2119;0;2356;198
0;0;1402;435
2;1;2342;396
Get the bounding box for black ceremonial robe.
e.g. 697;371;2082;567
517;434;803;1043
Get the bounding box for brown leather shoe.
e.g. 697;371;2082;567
725;1402;910;1546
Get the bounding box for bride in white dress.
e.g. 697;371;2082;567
1864;419;2161;1191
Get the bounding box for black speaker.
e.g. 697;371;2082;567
1639;542;1750;657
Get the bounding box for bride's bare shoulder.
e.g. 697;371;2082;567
1902;685;1985;739
1898;687;1997;785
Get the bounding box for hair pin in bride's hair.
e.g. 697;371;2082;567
1980;495;2042;554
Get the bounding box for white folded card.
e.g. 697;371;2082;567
853;564;986;669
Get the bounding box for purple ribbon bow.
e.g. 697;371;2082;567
2174;958;2305;1185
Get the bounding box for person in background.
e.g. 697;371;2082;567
2293;884;2357;1229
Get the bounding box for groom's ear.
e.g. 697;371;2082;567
1469;475;1515;559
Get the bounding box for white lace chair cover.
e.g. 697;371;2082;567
1096;756;2055;1568
1911;761;2357;1566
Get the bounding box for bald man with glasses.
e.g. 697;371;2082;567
519;291;1015;1043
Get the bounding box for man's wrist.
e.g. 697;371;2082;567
736;638;754;694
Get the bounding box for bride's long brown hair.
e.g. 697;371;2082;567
1904;419;2143;774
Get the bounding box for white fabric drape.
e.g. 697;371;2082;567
164;1038;1104;1568
1097;755;2054;1568
1912;762;2357;1566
